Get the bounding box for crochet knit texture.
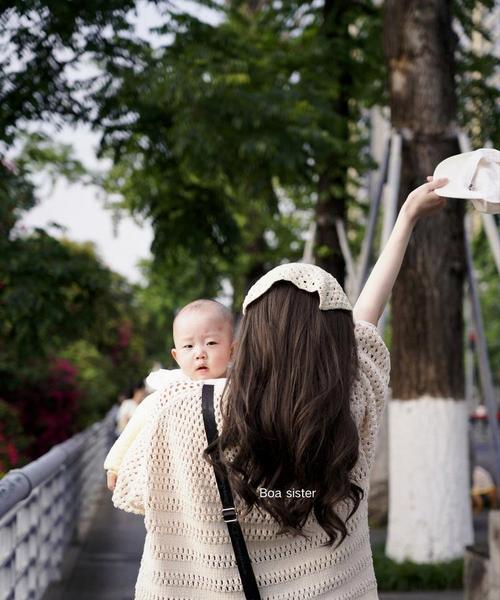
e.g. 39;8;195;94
112;320;390;600
242;262;352;314
104;368;189;474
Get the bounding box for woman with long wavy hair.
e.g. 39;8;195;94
113;178;448;599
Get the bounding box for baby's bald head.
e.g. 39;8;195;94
173;299;233;341
171;299;234;380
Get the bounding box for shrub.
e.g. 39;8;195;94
372;544;463;591
0;398;31;476
9;358;81;460
60;340;118;428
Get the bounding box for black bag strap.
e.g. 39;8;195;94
202;384;261;600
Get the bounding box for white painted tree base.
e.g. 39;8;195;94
386;397;473;563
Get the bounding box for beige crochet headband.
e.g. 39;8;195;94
242;262;352;314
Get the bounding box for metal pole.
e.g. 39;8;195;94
482;214;500;276
381;131;402;247
464;294;476;408
457;129;471;154
464;216;500;486
335;217;356;300
379;130;402;335
356;135;391;300
302;220;316;264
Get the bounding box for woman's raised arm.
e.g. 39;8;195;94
353;177;448;326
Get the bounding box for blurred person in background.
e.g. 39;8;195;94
115;381;147;436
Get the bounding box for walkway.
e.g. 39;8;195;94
42;488;465;600
42;488;145;600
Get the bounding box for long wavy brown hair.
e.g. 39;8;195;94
204;281;363;548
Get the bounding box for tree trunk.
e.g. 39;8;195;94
316;170;347;286
383;0;472;562
314;0;351;286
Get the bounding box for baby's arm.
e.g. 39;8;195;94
353;178;448;326
104;392;158;490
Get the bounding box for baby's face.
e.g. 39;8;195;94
171;309;233;380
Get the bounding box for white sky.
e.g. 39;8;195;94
18;1;222;285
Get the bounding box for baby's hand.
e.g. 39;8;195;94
402;177;448;223
107;470;118;492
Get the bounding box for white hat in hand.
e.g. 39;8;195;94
433;148;500;214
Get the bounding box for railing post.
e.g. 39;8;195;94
490;511;500;600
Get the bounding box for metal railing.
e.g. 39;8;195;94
0;408;116;600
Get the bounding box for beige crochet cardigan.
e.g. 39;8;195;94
112;320;390;600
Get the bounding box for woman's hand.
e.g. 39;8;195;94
107;470;118;492
402;177;448;224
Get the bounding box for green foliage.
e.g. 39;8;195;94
0;0;142;144
454;0;500;147
0;229;153;388
0;202;151;456
0;158;38;237
1;131;98;245
372;544;463;591
0;233;117;374
60;340;119;428
15;132;93;188
95;0;384;301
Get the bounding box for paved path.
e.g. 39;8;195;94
43;488;465;600
380;594;462;599
43;489;145;600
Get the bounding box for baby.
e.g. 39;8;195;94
105;298;234;491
